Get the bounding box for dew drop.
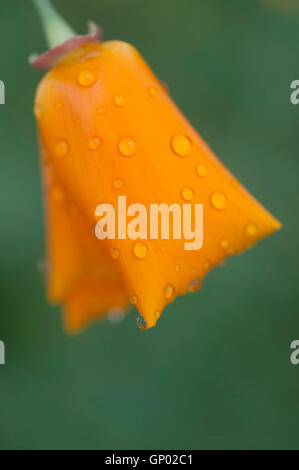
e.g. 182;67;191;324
171;134;192;157
181;187;194;201
220;237;230;249
118;137;137;156
88;136;101;150
114;95;126;107
160;245;166;253
188;278;201;293
246;223;258;236
133;242;149;260
130;294;138;305
111;248;120;259
97;105;105;114
164;283;175;300
55;139;69;157
196;163;208;177
148;86;157;97
155;311;161;320
136;314;146;329
113;178;124;190
211;191;227;210
175;264;181;272
77;70;95;87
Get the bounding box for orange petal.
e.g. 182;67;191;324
42;150;128;332
35;41;281;330
65;279;128;334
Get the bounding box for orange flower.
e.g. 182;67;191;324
33;5;281;332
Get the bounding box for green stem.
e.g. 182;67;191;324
32;0;77;49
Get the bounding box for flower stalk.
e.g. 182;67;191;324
32;0;76;49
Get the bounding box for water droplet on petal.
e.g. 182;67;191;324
136;314;146;329
78;70;95;87
113;178;124;190
164;283;175;300
55;139;69;157
133;242;149;260
148;86;157;97
220;237;230;249
155;311;161;319
88;136;101;150
181;187;194;201
130;294;138;305
211;191;227;210
196;163;208;177
188;278;201;293
114;95;126;107
160;245;166;253
171;134;192;157
175;264;181;272
246;223;258;236
97;105;105;114
111;248;120;259
118;137;137;156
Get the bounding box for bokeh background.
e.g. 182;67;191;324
0;0;298;450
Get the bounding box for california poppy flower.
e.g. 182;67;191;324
32;0;281;332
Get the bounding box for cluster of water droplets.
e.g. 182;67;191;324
37;68;260;328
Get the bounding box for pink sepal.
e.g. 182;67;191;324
30;22;102;70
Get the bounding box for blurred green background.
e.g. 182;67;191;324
0;0;298;450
